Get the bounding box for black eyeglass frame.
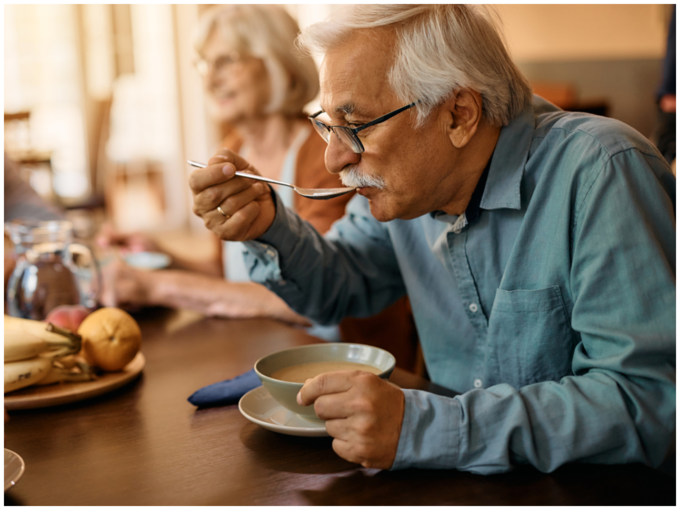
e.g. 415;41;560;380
308;101;418;153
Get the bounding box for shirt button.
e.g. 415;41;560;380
474;379;483;388
453;227;462;235
469;303;478;313
266;249;275;257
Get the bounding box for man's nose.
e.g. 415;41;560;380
325;132;361;175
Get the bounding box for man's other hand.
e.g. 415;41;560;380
297;371;405;470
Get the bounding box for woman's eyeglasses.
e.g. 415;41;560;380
193;51;243;77
308;102;418;154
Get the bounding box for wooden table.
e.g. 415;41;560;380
4;308;675;505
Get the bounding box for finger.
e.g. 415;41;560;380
189;163;237;196
324;417;351;440
191;175;260;217
208;148;256;172
190;149;260;194
332;430;394;470
202;186;263;227
313;393;352;421
330;437;365;466
209;201;262;242
216;181;270;219
297;371;359;407
96;228;125;247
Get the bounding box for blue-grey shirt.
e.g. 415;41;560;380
244;97;676;474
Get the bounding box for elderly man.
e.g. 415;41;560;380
190;5;675;473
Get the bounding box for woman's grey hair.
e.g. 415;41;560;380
194;5;319;116
297;5;532;127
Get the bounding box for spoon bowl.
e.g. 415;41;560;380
187;160;356;200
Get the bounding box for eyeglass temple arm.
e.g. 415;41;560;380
354;101;418;133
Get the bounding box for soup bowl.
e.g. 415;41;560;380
254;343;396;421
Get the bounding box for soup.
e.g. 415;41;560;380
271;361;382;383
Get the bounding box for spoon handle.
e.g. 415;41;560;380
233;172;294;189
187;160;294;189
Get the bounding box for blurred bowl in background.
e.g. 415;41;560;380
123;252;171;270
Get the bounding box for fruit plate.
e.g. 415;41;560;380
4;352;145;410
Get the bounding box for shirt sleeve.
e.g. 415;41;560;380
392;148;675;473
244;191;407;325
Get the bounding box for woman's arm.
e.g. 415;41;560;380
100;260;311;326
95;225;223;277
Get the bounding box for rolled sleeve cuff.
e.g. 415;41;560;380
391;389;461;470
242;190;301;290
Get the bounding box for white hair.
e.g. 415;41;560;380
194;5;319;116
297;5;532;127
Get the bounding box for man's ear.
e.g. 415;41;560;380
444;89;484;148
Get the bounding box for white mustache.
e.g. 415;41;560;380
339;166;386;190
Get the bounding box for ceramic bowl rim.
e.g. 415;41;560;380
254;343;396;388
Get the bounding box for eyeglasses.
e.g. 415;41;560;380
309;101;418;154
193;50;243;77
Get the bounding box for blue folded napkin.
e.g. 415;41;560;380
188;368;262;407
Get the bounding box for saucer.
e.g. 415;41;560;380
238;386;329;437
4;449;25;491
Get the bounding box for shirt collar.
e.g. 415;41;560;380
429;100;536;224
430;160;489;225
478;102;535;211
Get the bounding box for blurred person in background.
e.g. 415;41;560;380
651;5;675;171
98;5;417;360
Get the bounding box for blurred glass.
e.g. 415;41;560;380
6;220;100;319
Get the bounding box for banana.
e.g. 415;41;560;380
4;355;53;393
34;361;94;387
4;315;82;362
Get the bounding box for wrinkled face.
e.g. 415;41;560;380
200;30;270;123
319;29;461;221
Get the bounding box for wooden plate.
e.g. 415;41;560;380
4;352;145;410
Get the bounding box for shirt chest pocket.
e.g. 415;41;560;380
486;286;576;389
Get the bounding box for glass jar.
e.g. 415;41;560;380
6;219;100;320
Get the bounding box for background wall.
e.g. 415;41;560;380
494;5;668;61
494;4;672;136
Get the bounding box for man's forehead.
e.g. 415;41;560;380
318;97;373;117
319;32;395;116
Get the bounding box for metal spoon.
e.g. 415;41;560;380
187;160;356;200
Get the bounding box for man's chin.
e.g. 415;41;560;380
366;196;397;223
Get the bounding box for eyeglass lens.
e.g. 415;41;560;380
196;51;241;76
311;120;363;153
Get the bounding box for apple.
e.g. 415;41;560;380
45;305;91;333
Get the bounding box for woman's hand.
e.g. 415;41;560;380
100;258;150;310
189;149;275;242
96;223;161;254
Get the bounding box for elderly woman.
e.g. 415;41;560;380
99;5;417;363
